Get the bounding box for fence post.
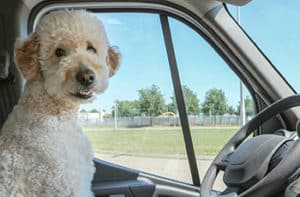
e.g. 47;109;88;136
114;104;117;129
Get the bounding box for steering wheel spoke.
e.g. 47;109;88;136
215;152;234;171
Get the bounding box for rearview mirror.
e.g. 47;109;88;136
217;0;252;6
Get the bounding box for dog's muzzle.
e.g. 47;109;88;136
73;66;96;99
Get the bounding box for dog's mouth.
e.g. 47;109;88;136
71;89;94;99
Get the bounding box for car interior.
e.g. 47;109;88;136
1;0;300;197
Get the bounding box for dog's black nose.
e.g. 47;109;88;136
76;67;96;86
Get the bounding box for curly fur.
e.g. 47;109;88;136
0;10;120;197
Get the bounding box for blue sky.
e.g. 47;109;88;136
81;1;300;112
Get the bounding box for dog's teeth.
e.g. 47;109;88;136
79;90;92;95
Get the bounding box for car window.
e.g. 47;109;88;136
80;13;192;183
228;1;300;92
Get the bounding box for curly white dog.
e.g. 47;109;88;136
0;10;120;197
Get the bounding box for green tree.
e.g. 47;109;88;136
202;88;228;115
115;100;139;117
227;106;237;115
80;109;87;113
138;85;167;116
168;85;200;115
89;109;99;113
103;113;112;118
167;97;177;114
237;96;255;116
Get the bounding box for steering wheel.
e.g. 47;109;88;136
201;95;300;197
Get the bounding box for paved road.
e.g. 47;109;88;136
97;153;226;191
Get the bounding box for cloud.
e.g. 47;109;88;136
96;15;123;25
105;18;122;25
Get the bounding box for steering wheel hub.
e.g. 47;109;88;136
224;135;291;190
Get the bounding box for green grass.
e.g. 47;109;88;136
83;127;238;156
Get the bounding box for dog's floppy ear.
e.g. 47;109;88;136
106;46;120;77
14;32;40;81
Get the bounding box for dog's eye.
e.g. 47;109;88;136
55;48;66;57
87;45;97;54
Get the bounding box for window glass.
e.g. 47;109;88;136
228;1;300;92
169;17;255;189
80;13;192;183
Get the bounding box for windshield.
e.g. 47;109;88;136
228;1;300;92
